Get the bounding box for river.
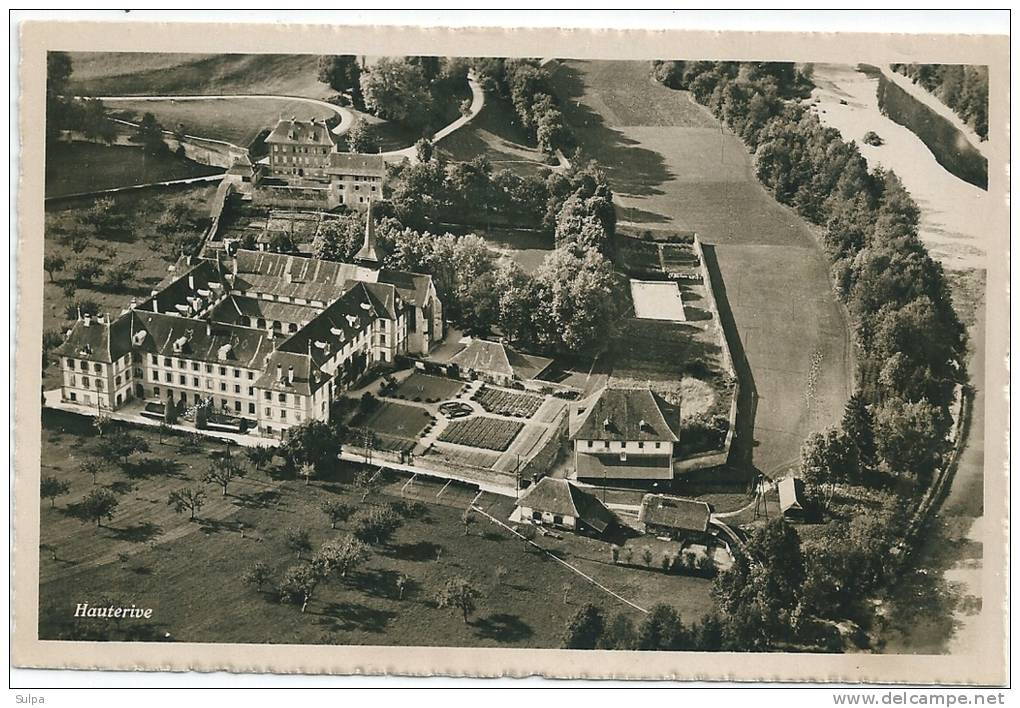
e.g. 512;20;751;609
810;64;989;654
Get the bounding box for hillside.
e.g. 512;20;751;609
68;52;331;99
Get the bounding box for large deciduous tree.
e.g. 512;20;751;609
434;576;482;624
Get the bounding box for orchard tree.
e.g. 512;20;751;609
204;453;247;496
285;527;312;560
321;499;352;530
434;576;482;624
352;506;402;545
78;456;105;486
43;254;65;282
312;535;370;579
74;488;119;528
40;476;71;507
279;564;322;613
167;487;206;521
562;603;605;649
242;561;273;594
244;445;275;472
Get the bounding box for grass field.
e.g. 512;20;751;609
107;98;337;148
353;401;434;445
437;93;553;179
549;60;853;477
45;142;221;197
38;412;716;646
390;373;464;403
438;416;524;452
41;184;218;390
68;53;331;99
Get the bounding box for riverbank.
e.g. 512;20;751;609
811;63;989;655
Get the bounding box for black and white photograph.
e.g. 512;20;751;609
10;12;1010;688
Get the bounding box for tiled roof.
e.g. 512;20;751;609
265;118;335;147
130;311;275;370
569;386;681;442
55;313;134;364
516;478;615;533
638;494;711;533
327;151;385;176
209;295;322;327
778;476;805;513
573;451;674;481
450;339;552;381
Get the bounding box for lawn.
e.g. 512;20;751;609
351;400;434;450
68;53;332;99
438;416;524;452
107;98;338;148
45;142;222;198
437;93;554;179
41;183;218;390
389;373;464;403
443;224;552;272
550;60;853;477
472;386;543;419
37;413;717;646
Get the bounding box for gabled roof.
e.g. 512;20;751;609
778;476;805;514
327;151;386;176
265;118;334;147
569;386;681;442
255;350;327;396
55;313;134;364
131;311;275;370
450;339;552;381
638;494;711;533
516;478;615;533
208;295;321;328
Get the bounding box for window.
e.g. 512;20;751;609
234;384;241;394
638;442;644;449
532;511;542;520
603;441;610;449
69;392;77;401
553;515;563;525
247;371;254;380
248;403;255;414
264;391;271;400
206;379;213;390
164;372;172;382
179;375;186;385
65;358;73;369
79;361;87;371
621;441;627;449
248;387;254;396
178;359;186;369
278;393;286;403
654;442;661;449
70;375;76;386
192;362;199;371
96;379;103;391
193;377;200;387
150;354;157;365
134;368;142;378
152;371;159;381
115;375;122;386
233;369;240;378
154;386;160;396
205;364;212;373
94;363;102;373
265;407;272;417
234;401;241;413
219;366;226;376
164;357;171;367
194;393;200;403
220;383;227;392
280;410;287;420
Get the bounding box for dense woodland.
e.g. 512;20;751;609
891;63;989;140
652;59;968;648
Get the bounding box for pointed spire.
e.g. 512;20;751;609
355;197;381;267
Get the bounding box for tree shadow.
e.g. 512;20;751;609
122;456;184;480
473;612;534;643
549;63;674;198
388;540;444;562
231;489;282;510
109;521;162;543
617;204;672;225
196;517;241;535
316;601;397;634
347;567;403;600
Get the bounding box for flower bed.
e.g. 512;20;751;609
438;416;523;452
472;387;543;419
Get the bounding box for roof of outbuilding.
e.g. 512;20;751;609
449;339;552;381
516;478;615;533
638;494;712;533
569;386;681;442
778;476;805;513
327;151;386;176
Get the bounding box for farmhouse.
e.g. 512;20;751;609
55;225;444;440
256;117;386;211
449;338;552;386
515;477;615;535
778;476;807;520
638;494;712;541
568;385;681;482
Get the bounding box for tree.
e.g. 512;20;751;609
562;603;606;649
320;499;352;530
317;55;362;96
460;508;475;536
360;57;434;129
43;254;65;282
279;564;321;613
600;613;637;650
79;98;115;143
135;112;168;156
841;392;877;472
532;248;621;355
874;396;948;481
396;573;409;600
345;119;380;153
799;427;859;503
641;548;654;568
299;463;316;487
415;138;434;163
434;576;482;624
285;527;312;560
312;213;364;263
78;456;105;486
204;453;247;496
92;428;149;465
73;488;119;528
41;476;71;507
245;445;275;472
242;561;273;594
493;565;508;587
281;419;341;472
167;487;206;521
636;604;686;650
312;535;370;579
352;506;403;545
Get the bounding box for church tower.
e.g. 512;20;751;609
354;198;382;268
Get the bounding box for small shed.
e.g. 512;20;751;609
638;494;712;541
778;476;806;520
450;338;552;386
515;478;615;536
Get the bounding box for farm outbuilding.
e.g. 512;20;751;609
638;494;712;542
514;478;615;536
778;476;807;520
450;338;552;386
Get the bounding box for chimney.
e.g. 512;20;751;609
287;366;294;383
276;363;284;382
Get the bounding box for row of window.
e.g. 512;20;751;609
151;386;304;424
585;440;664;450
149;355;254;380
273;145;329;154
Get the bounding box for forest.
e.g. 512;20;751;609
891;62;989;139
